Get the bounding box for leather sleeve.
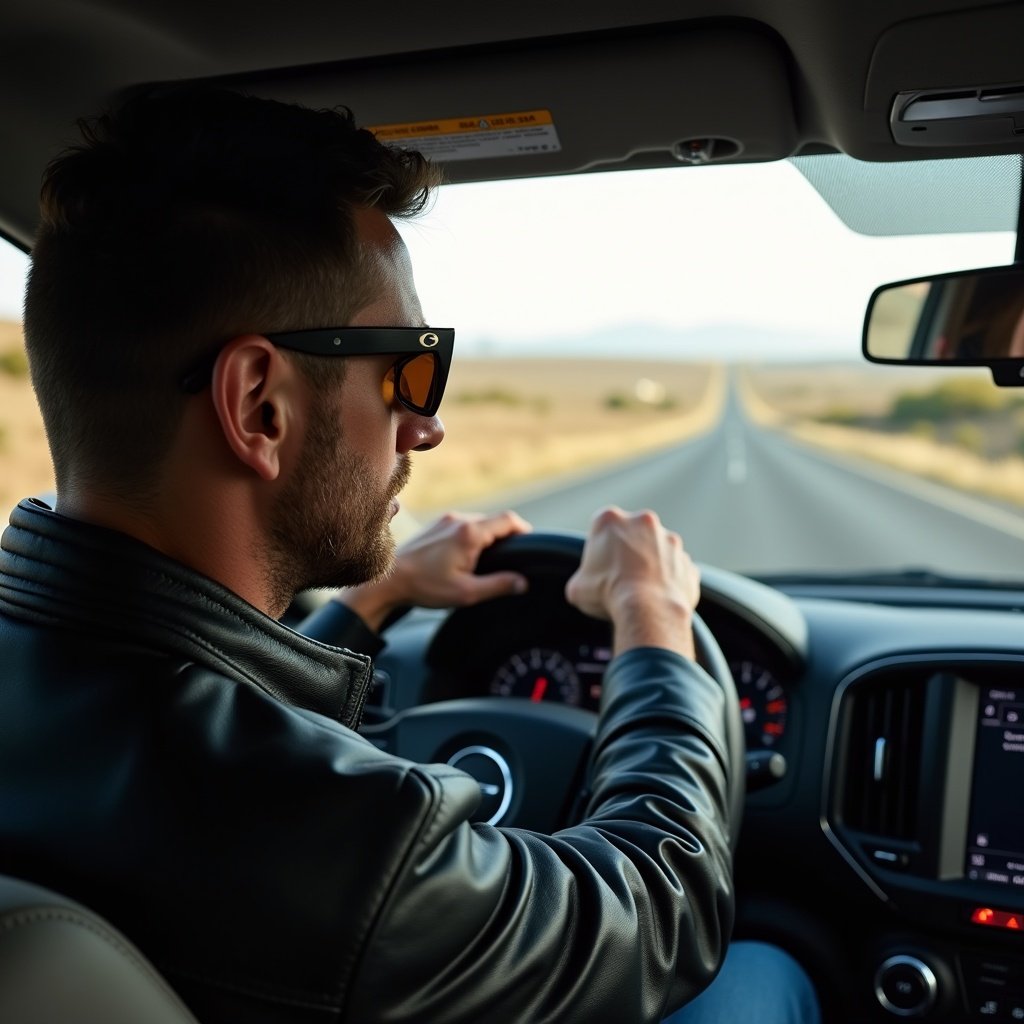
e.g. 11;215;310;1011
293;600;385;657
345;648;734;1024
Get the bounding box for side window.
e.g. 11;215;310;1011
0;238;51;513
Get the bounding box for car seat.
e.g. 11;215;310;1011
0;873;198;1023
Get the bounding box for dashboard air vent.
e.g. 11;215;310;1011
840;680;925;839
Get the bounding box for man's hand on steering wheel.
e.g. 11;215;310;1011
566;506;700;660
336;510;532;631
354;515;743;839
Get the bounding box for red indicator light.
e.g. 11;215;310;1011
766;700;787;714
765;723;784;736
971;907;1024;930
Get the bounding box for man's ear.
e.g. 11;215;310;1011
209;335;299;481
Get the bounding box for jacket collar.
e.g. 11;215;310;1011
0;498;373;728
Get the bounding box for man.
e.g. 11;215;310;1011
0;90;815;1022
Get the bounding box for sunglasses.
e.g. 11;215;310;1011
180;327;454;416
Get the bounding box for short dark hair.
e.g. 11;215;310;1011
24;88;440;497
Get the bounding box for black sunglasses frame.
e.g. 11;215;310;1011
179;327;454;416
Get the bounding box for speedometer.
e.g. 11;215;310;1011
730;660;788;749
490;648;582;707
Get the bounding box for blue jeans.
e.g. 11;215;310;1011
664;941;821;1023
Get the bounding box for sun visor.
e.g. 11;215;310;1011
865;5;1024;158
227;26;797;183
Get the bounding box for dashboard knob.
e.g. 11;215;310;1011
874;955;938;1017
745;749;787;791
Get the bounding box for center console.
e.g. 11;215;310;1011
825;656;1024;1020
965;687;1024;894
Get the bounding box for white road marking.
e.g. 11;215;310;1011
727;432;747;484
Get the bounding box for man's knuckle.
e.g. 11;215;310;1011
454;520;478;542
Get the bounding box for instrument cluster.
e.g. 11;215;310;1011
426;589;794;751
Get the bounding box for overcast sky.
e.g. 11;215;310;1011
396;162;1014;352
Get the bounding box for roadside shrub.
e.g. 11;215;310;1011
455;388;526;406
603;391;677;412
0;348;28;377
951;423;985;456
819;404;862;426
888;378;1001;424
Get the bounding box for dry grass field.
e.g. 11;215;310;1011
401;357;723;511
14;332;1023;519
742;363;1024;508
0;319;723;517
0;322;51;514
741;362;965;421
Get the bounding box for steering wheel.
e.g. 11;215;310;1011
365;532;745;847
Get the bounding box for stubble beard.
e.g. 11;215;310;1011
265;397;412;613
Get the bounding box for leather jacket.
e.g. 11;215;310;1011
0;497;734;1024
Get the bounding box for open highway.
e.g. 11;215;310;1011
480;379;1024;581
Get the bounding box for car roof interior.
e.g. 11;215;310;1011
3;0;1024;248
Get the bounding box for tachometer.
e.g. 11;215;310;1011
490;648;582;706
730;660;788;749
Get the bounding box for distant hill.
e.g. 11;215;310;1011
461;321;856;361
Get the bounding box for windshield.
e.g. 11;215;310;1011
0;155;1020;582
394;156;1020;581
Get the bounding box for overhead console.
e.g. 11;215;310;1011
890;84;1024;149
863;4;1024;160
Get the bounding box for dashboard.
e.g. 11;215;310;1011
356;544;1024;1024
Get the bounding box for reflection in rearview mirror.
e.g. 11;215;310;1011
864;266;1024;383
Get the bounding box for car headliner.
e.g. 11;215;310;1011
2;0;1024;247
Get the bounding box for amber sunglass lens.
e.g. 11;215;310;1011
398;354;436;410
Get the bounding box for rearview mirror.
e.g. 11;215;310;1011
863;265;1024;387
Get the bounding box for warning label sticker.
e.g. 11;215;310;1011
368;110;561;162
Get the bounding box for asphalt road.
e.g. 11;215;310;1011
480;381;1024;580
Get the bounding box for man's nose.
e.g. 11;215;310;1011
398;412;445;453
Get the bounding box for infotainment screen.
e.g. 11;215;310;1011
965;687;1024;890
